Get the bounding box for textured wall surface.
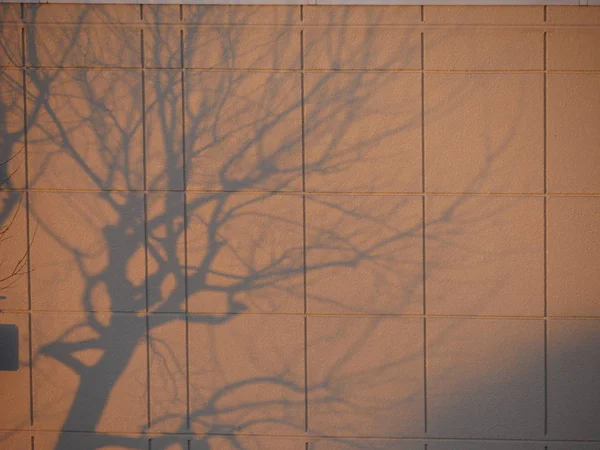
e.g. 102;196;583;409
0;4;599;450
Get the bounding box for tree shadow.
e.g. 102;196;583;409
0;4;578;450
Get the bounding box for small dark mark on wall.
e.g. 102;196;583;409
0;323;19;371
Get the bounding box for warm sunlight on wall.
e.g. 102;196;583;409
0;4;599;450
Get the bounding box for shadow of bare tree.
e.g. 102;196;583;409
0;5;586;450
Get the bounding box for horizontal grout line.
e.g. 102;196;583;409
4;428;600;444
4;188;600;197
5;66;600;74
4;22;600;29
3;310;600;320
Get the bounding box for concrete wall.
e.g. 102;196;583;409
0;4;599;449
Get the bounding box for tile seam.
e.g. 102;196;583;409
10;428;600;443
19;311;593;319
420;29;428;437
543;27;549;438
141;25;152;431
15;67;600;74
21;22;35;429
180;25;192;432
300;17;310;435
11;189;600;196
10;23;600;29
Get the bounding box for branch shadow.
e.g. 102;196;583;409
0;5;586;450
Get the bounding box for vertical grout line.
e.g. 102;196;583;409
543;5;547;22
421;5;424;23
422;197;428;436
140;4;144;21
144;196;152;430
420;30;428;436
141;27;152;431
28;308;34;427
422;196;428;436
21;28;27;182
300;31;306;196
543;202;548;437
180;27;191;432
141;30;145;76
543;32;547;198
180;5;184;23
184;119;191;432
304;314;309;433
22;24;35;429
420;32;425;195
31;435;34;450
21;3;24;21
543;30;548;438
141;31;148;189
148;437;152;450
180;31;186;192
300;26;309;435
545;311;549;439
